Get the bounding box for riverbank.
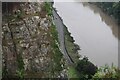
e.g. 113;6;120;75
64;25;81;64
64;24;81;78
52;8;74;64
52;6;81;78
89;2;120;25
53;6;81;64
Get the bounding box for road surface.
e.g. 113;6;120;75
52;9;74;64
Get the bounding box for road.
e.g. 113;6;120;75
52;9;74;64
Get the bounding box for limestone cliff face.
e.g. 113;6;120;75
2;2;64;78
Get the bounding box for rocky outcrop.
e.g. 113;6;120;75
2;2;64;78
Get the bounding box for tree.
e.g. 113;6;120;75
76;57;98;79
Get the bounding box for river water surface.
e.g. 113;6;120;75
54;2;119;67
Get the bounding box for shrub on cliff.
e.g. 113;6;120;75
93;64;120;79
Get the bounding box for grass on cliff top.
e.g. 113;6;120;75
44;2;52;16
68;66;79;78
49;23;63;76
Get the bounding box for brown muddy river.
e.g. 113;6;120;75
54;2;119;67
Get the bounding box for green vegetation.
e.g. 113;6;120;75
16;69;24;79
93;2;120;24
93;64;120;79
68;66;79;78
16;49;24;79
50;23;63;76
52;40;63;73
76;57;98;79
51;23;59;42
44;2;53;16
